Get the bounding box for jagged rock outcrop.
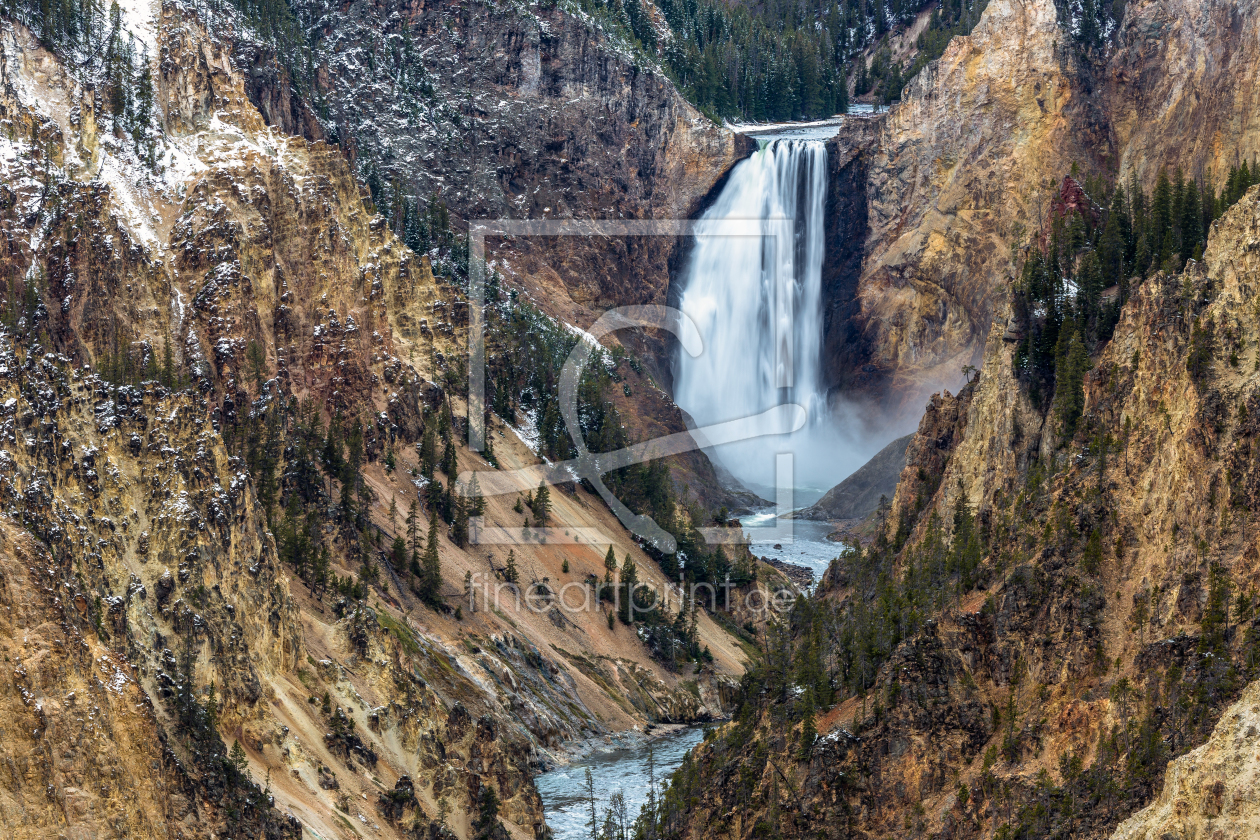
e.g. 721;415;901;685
0;2;750;837
1111;678;1260;840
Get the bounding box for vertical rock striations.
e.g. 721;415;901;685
0;2;752;837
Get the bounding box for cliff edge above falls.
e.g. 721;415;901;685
829;0;1260;419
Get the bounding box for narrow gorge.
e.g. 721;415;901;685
3;0;1260;838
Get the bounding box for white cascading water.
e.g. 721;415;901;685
674;139;862;500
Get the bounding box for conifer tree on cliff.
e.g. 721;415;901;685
417;513;441;604
530;480;551;524
604;544;617;585
474;783;504;840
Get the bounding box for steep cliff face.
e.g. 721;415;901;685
832;0;1096;411
663;185;1260;840
276;0;755;510
846;180;1260;840
828;0;1260;418
1107;0;1260;186
821;116;883;396
1110;678;1260;840
0;2;753;837
0;514;265;840
287;0;750;312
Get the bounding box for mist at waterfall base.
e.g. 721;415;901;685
673;138;882;506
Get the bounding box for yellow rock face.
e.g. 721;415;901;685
1111;678;1260;840
855;0;1091;407
0;4;752;838
846;0;1260;415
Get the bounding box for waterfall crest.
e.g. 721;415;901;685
674;139;859;499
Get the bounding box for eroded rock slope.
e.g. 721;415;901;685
0;2;756;837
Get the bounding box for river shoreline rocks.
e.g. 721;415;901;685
759;557;815;587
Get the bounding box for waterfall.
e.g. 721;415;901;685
674;139;858;500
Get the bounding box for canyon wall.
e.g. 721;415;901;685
829;0;1260;421
277;0;755;508
668;173;1260;840
1107;0;1260;186
0;2;756;837
672;0;1260;830
285;0;751;316
831;0;1096;413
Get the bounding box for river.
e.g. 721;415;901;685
536;727;706;840
739;508;844;584
537;112;868;839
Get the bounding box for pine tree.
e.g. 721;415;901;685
619;553;638;625
950;495;983;591
1076;250;1103;327
474;784;503;840
798;690;817;760
604;544;617;584
1053;330;1089;440
481;421;498;467
1170;168;1185;260
1134;232;1152;280
406;499;420;569
452;489;469;548
206;681;219;727
419;425;437;477
131;48;155;163
438;400;453;440
1099;186;1128;290
314;545;331;594
420;513;441;603
1151;167;1173;264
1180;177;1202;261
229;739;249;775
504;549;519;585
1201;562;1233;655
585;768;598;840
440;439;457;476
530;480;551;524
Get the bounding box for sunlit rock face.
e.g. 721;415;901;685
0;3;753;837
